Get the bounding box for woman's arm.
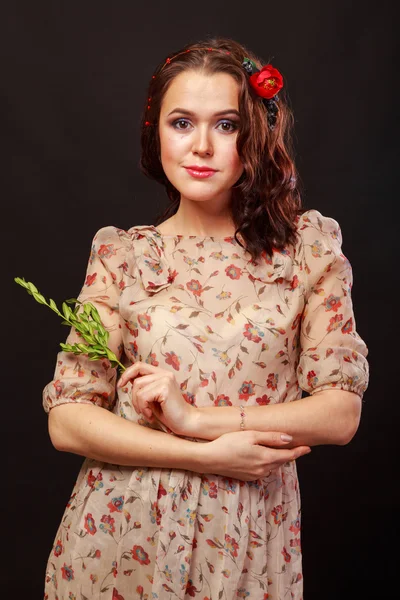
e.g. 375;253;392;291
48;402;313;482
48;402;208;471
186;389;362;446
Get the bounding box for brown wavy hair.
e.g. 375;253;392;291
140;36;304;262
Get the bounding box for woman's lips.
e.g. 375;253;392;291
184;167;217;179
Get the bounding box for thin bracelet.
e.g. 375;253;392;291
238;404;246;431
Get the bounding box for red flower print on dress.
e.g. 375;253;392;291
165;351;181;371
53;539;63;557
239;380;256;401
183;391;196;405
306;370;318;388
107;496;124;513
225;264;242;280
243;323;264;343
323;294;342;312
99;514;115;535
290;536;301;555
128;341;138;360
214;394;232;406
87;470;96;488
256;394;271;405
98;243;117;259
267;372;279;391
186;279;203;296
290;275;299;290
53;379;64;399
289;517;301;535
138;313;152;331
84;513;97;535
125;320;137;336
224;533;239;557
185;579;200;597
202;477;218;499
327;313;343;332
157;482;167;499
149;501;162;525
281;546;291;562
271;504;283;525
112;588;125;600
341;317;353;334
61;563;74;581
85;272;97;286
131;545;150;565
167;268;178;284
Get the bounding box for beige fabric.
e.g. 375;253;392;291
43;209;369;600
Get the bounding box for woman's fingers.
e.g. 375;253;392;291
253;431;311;452
117;372;160;415
117;361;159;388
254;431;295;447
136;380;163;417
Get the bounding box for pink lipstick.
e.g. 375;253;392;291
184;166;217;179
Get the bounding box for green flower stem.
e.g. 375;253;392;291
14;276;126;374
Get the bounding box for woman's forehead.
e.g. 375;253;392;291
161;71;240;114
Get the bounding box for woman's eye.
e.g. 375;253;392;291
173;119;191;130
218;120;238;133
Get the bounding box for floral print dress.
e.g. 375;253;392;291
42;209;369;600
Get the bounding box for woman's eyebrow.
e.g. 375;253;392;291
167;108;240;117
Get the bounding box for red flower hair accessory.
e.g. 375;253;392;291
248;64;283;99
242;58;284;130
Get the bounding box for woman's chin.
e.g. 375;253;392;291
176;184;230;203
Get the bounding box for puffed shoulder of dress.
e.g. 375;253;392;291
292;210;369;398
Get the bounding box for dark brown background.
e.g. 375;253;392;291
3;0;396;597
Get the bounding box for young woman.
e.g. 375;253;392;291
43;37;369;600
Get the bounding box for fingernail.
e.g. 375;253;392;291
281;434;293;442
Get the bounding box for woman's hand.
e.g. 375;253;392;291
117;362;196;435
200;429;311;481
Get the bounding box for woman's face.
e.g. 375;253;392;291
158;70;244;206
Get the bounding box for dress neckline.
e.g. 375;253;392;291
148;224;241;241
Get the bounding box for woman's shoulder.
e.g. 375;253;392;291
294;209;343;247
296;208;341;232
88;225;146;252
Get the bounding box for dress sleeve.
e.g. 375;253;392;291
296;210;369;398
42;226;130;414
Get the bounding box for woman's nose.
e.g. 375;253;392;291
191;126;213;157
